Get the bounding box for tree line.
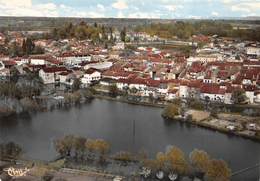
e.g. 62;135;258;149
0;37;45;57
48;22;115;43
54;135;231;180
135;21;260;41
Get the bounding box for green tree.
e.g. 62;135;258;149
231;89;247;104
22;38;35;55
72;78;81;92
0;142;22;159
109;84;119;97
52;28;58;40
9;41;21;57
10;66;19;83
120;27;126;42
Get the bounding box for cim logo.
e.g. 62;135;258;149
3;167;30;178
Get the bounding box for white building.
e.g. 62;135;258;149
112;42;125;50
39;67;68;84
84;61;113;71
30;58;45;65
200;84;226;102
187;55;222;66
246;47;260;57
81;69;101;86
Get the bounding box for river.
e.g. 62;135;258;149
0;99;259;180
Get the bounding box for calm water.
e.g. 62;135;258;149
0;99;260;180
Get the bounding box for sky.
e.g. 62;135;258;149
0;0;259;19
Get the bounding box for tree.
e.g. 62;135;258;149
231;89;247;104
109;84;119;97
33;45;45;54
9;41;21;57
120;27;126;42
52;28;58;40
73;136;86;161
162;104;179;119
190;149;210;173
0;142;22;159
22;38;34;55
205;159;231;181
155;152;167;171
54;135;75;157
85;139;95;153
72;78;81;92
166;146;189;175
114;151;133;164
10;66;19;83
85;139;110;162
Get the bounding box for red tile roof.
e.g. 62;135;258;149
42;67;67;73
200;83;226;95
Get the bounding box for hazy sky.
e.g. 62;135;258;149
0;0;259;18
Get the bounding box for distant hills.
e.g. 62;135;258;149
0;16;259;31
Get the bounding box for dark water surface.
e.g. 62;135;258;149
0;99;260;180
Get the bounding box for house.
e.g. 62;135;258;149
241;68;259;85
0;32;5;45
224;85;234;104
59;71;75;86
186;62;205;79
243;85;257;104
30;57;46;65
0;68;10;79
2;60;17;69
59;53;92;66
187;55;221;66
81;68;101;86
166;89;178;100
200;83;226;102
29;55;62;66
246;47;260;57
100;78;117;86
0;61;5;70
179;83;189;98
39;67;68;84
112;42;125;50
84;61;113;71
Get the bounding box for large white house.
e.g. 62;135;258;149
200;84;226;102
81;68;101;86
39;67;68;84
246;47;260;57
187;54;222;66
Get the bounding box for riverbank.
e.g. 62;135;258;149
163;109;260;142
93;94;166;108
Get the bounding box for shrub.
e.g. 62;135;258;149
162;104;179;119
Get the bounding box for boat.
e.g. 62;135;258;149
168;172;178;181
156;170;164;180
